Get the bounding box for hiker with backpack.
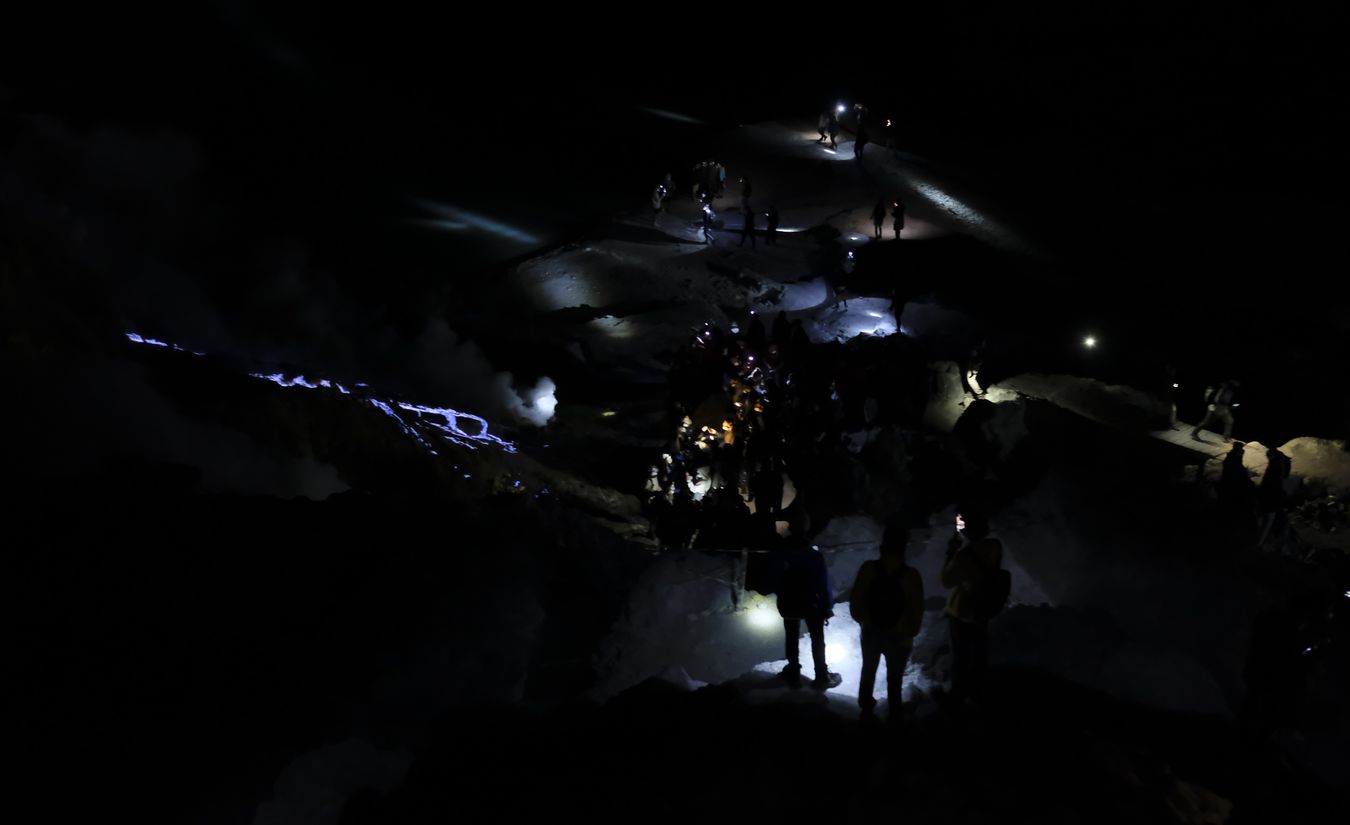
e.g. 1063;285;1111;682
850;522;924;715
941;510;1009;706
1192;379;1241;442
775;508;842;690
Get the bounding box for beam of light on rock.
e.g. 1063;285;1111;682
638;106;705;125
412;198;541;245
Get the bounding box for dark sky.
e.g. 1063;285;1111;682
5;5;1349;295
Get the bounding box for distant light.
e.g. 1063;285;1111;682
601;410;617;417
1343;590;1350;599
837;103;846;114
1083;336;1097;349
1172;383;1180;388
885;118;892;128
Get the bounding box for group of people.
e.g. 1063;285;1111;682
871;197;905;240
817;102;899;159
772;507;1008;716
643;309;900;555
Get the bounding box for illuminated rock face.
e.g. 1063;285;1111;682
1279;437;1350;496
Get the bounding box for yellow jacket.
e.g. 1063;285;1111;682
849;558;924;636
942;537;1003;622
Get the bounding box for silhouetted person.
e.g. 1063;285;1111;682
818;111;830;143
958;339;986;397
942;510;1007;706
827;113;839;149
850;523;924;715
775;509;841;690
891;199;905;239
1218;441;1257;525
871;198;886;239
1192;379;1240;442
740;206;756;248
750;459;782;524
765;205;779;245
1220;442;1258;531
702;202;715;244
1258;446;1293;550
740;177;753;210
855;126;868;162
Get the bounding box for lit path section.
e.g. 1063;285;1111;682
125;332;516;455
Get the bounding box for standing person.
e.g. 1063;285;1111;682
941;511;1009;707
1257;446;1293;550
818;111;830;143
775;509;842;690
855;127;868;162
740;177;753;212
1192;379;1241;442
891;199;905;239
740;205;757;248
702;202;716;245
765;205;780;246
871;198;887;239
850;523;924;716
827;112;839;150
652;180;667;215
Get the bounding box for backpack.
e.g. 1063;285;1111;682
863;564;906;628
967;542;1011;622
1207;383;1234;406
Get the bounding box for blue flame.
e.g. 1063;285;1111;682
125;331;517;455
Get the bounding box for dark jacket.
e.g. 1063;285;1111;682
775;537;833;619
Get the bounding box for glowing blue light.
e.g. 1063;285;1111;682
125;332;169;348
127;330;516;457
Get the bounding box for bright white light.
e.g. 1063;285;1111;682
1343;590;1350;599
837;103;846;114
1173;383;1180;388
601;410;616;417
1084;336;1097;349
747;602;778;630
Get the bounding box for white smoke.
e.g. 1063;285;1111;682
503;375;558;427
